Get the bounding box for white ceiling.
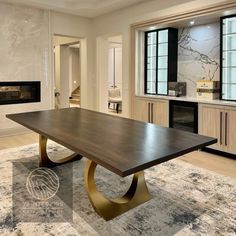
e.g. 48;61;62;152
1;0;151;18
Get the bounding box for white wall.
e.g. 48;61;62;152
51;11;95;109
92;0;230;117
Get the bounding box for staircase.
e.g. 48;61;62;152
70;86;80;106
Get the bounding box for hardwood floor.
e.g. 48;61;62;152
0;132;235;178
179;151;236;179
0;132;38;150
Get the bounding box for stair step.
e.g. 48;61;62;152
72;94;80;99
70;98;80;104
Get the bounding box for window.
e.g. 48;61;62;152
221;15;236;101
144;28;178;95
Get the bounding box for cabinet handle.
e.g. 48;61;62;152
151;103;154;123
148;103;150;123
220;112;223;145
225;112;228;146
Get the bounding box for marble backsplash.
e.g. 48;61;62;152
177;22;220;97
0;2;51;131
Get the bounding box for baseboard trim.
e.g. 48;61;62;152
0;127;32;137
202;147;236;160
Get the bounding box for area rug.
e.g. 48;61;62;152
0;142;235;236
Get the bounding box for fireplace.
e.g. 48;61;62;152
0;82;40;105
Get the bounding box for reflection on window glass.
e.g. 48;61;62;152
223;51;236;67
223;35;236;50
223;68;236;83
147;81;156;94
222;16;236;100
158;82;167;95
158;43;168;56
147;57;156;70
147;32;157;45
158;56;167;69
147;45;156;57
158;69;168;82
223;17;236;35
222;83;236;100
158;30;168;43
147;69;156;82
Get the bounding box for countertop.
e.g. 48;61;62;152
136;95;236;107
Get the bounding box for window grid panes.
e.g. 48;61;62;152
222;16;236;100
145;29;168;95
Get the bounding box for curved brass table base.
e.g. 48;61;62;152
39;135;83;167
84;160;151;221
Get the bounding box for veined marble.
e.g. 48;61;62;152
178;23;220;97
0;142;235;235
0;2;51;131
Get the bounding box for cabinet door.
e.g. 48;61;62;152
152;100;169;127
225;108;236;154
133;99;148;122
198;104;225;151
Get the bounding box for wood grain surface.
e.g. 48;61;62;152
7;108;217;177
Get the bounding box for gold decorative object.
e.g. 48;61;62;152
39;134;82;167
84;160;151;221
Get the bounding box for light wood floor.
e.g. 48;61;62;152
0;132;235;179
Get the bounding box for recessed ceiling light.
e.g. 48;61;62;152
149;26;156;30
190;21;195;25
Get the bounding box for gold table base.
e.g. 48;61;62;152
84;160;151;221
39;134;83;167
39;136;151;220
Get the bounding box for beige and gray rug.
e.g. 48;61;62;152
0;142;235;236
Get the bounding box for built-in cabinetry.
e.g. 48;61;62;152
199;103;236;154
133;98;169;127
144;28;178;95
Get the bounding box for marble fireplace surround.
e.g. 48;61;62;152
0;2;52;136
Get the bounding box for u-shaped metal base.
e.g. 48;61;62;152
84;160;151;221
39;135;83;167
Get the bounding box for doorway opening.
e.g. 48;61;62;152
53;35;81;109
107;35;123;114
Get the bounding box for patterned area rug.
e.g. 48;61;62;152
0;142;235;236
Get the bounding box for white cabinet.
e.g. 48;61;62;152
199;103;236;154
108;47;122;90
133;98;169;127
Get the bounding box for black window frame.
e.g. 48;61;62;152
144;27;178;96
220;14;236;102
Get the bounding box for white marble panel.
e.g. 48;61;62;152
0;2;51;132
178;23;220;97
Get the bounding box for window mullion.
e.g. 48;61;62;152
156;30;158;95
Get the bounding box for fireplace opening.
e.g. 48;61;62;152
0;82;40;105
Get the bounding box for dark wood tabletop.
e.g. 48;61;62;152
7;108;217;177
